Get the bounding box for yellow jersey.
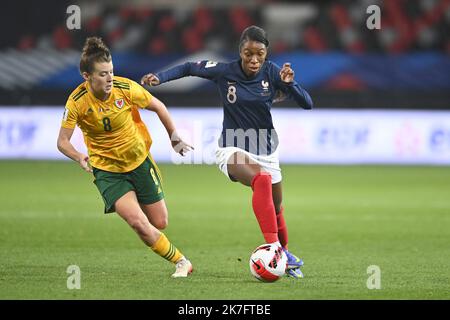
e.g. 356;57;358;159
61;76;153;173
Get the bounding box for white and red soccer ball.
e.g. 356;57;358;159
249;243;287;282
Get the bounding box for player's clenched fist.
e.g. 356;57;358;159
280;63;294;83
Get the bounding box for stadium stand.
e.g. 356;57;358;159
0;0;449;108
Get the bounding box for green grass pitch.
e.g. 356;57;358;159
0;161;449;299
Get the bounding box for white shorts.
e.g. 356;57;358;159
215;147;282;184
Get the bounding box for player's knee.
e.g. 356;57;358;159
153;216;168;230
251;171;272;189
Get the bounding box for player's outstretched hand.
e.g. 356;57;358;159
171;132;194;156
280;63;295;83
141;73;160;86
78;154;93;173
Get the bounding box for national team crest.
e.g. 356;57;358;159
114;99;124;109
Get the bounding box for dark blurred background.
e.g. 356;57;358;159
0;0;449;109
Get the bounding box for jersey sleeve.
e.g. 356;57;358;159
271;62;313;110
130;80;153;109
155;60;225;83
61;98;79;129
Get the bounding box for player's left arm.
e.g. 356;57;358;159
130;80;193;156
275;63;313;110
145;96;193;156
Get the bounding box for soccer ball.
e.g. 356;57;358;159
249;243;287;282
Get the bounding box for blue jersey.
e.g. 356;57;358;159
155;59;313;155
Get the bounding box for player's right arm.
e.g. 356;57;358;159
141;60;224;86
57;100;92;173
57;127;92;173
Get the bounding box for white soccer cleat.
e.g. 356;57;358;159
171;258;193;278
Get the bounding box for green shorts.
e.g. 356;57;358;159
93;156;164;213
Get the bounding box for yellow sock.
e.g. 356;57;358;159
151;233;183;263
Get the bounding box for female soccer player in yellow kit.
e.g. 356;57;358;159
57;37;193;278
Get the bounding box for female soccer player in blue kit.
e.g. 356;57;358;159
141;26;313;278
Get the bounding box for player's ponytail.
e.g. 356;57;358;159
79;37;112;74
239;25;269;52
